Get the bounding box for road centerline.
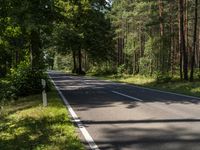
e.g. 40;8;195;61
112;91;143;102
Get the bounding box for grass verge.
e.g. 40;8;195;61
90;74;200;98
0;88;85;150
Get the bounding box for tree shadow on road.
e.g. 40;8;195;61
85;125;200;150
49;73;200;113
50;73;200;150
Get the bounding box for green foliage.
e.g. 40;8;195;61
197;72;200;79
8;61;50;98
89;65;117;76
117;64;126;75
0;78;10;102
139;57;152;75
54;54;72;71
156;72;172;83
109;0;196;78
52;0;115;74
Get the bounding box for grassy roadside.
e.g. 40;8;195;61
89;74;200;98
0;87;85;150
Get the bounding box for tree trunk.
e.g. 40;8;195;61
190;0;198;81
178;6;183;79
72;51;77;73
78;49;83;74
179;0;188;80
30;29;42;70
158;0;164;73
158;0;164;37
169;2;175;75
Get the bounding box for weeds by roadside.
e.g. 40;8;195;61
0;89;85;150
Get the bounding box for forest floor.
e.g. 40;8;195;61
90;74;200;98
0;84;85;150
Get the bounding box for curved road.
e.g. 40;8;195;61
49;71;200;150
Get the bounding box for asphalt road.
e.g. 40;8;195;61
49;71;200;150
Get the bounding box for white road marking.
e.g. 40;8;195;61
49;75;100;150
99;78;200;101
50;71;200;101
112;91;143;102
124;84;200;100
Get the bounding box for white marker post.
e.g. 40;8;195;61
41;79;47;107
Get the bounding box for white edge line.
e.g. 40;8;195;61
49;74;100;150
55;72;199;100
100;78;200;100
112;91;143;102
126;84;200;100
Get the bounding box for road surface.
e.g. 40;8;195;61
49;71;200;150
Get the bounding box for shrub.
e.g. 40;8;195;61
117;64;126;75
156;72;172;83
89;65;117;76
198;72;200;79
8;61;51;98
0;78;11;101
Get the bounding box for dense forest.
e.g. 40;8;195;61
0;0;113;76
109;0;200;81
0;0;200;98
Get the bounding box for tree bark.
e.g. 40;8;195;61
178;7;183;79
78;49;83;74
72;51;77;73
190;0;198;81
30;29;42;70
179;0;188;80
158;0;165;73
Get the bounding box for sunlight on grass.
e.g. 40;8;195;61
117;75;155;85
0;90;85;150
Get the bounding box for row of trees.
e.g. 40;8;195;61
0;0;114;76
0;0;114;98
0;0;55;76
51;0;114;74
109;0;199;81
1;0;199;82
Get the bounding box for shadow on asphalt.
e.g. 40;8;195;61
82;119;200;125
50;73;200;111
50;72;200;150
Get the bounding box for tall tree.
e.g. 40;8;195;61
10;0;55;69
179;0;188;80
190;0;198;81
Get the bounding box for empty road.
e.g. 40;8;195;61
49;71;200;150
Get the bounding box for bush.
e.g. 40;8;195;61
117;64;126;75
0;81;4;100
7;61;51;99
156;72;172;83
89;65;117;76
0;78;11;101
194;69;200;79
198;72;200;79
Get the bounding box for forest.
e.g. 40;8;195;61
0;0;200;99
0;0;200;149
109;0;200;81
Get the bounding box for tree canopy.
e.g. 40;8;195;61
0;0;200;80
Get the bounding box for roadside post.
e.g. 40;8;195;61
41;79;47;107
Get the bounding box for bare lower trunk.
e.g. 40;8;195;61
72;51;77;73
190;0;198;81
179;0;188;80
78;49;82;74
